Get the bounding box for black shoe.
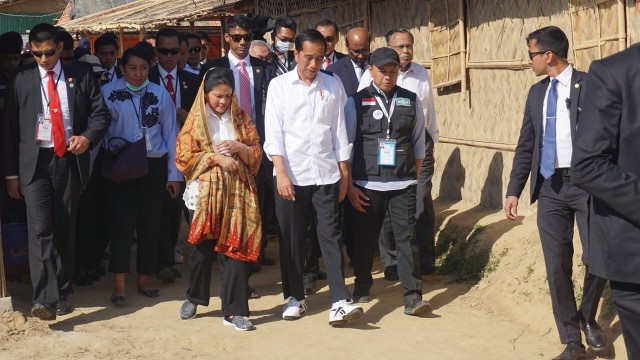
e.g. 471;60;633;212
552;342;586;360
171;267;182;279
72;271;93;286
179;300;197;320
581;321;607;351
86;269;101;281
303;280;316;295
384;265;399;281
56;299;74;316
316;271;327;280
157;267;175;283
404;298;432;316
352;293;371;304
261;257;276;266
31;303;56;321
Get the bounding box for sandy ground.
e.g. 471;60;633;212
0;199;629;359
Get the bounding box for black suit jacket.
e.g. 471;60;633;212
1;62;111;187
571;45;640;284
199;55;275;145
327;56;364;97
335;50;347;60
507;68;587;204
148;65;198;112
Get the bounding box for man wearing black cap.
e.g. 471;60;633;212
345;47;430;316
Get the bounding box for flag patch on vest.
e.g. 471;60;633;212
396;97;411;107
362;98;376;106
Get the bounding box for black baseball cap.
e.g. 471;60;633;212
369;47;400;68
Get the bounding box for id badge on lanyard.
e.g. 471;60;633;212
36;113;52;142
374;92;397;166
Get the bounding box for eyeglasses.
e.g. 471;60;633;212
228;34;253;43
349;48;370;57
390;44;414;51
324;36;337;43
31;49;57;58
528;50;548;60
157;48;180;56
189;46;202;54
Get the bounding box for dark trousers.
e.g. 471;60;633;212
75;149;110;272
159;182;186;268
352;185;422;305
106;156;167;275
186;240;251;317
275;180;350;303
22;149;81;305
303;224;322;285
255;159;274;261
537;169;607;344
610;281;640;359
379;133;435;270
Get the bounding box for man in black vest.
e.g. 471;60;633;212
345;47;430;316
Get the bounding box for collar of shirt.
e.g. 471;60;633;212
38;60;62;80
551;64;573;88
206;104;231;123
399;62;414;77
107;66;116;77
228;51;251;68
350;59;367;73
287;65;324;87
325;51;336;63
158;65;178;80
370;82;397;101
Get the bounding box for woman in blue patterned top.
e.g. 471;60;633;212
101;46;183;306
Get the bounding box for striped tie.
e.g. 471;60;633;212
238;60;253;121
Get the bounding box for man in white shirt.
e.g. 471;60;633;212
264;29;363;326
359;29;440;278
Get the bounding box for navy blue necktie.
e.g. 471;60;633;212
540;79;558;179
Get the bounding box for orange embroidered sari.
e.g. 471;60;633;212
175;81;262;262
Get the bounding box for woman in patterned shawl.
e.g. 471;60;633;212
176;67;261;331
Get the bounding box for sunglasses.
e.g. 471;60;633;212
228;34;253;43
324;36;337;43
528;50;548;60
31;49;57;58
157;48;180;56
189;46;202;54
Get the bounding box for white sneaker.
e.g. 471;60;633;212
329;299;364;326
282;296;306;320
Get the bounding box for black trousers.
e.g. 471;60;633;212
255;159;273;260
379;133;435;270
186;240;251;317
352;185;422;305
537;169;607;344
106;156;167;275
22;149;81;305
275;180;350;303
158;182;186;268
610;281;640;359
75;149;110;272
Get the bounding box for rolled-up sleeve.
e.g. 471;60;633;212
412;101;426;159
263;79;284;160
331;78;352;162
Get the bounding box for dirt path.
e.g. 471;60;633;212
0;199;627;359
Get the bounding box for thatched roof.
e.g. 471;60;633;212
57;0;242;31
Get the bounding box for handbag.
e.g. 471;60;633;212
101;136;148;183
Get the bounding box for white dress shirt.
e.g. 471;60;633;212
38;60;71;148
542;65;573;168
184;64;200;75
158;65;182;108
359;62;439;142
228;52;256;122
351;59;367;82
206;106;236;143
264;68;352;186
104;66;117;83
322;51;339;70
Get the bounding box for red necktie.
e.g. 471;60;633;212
47;70;65;157
165;73;176;104
238;60;252;119
323;57;330;70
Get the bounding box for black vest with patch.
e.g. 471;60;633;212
351;85;417;182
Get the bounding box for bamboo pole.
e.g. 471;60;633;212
618;0;626;50
459;0;466;101
189;21;195;33
439;136;516;152
220;16;226;57
118;28;125;56
139;26;146;41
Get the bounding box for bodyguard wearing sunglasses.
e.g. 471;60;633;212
200;15;276;269
148;28;198;284
314;19;346;70
505;26;607;360
1;23;111;321
184;33;203;75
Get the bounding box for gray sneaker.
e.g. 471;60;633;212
179;300;197;320
223;316;256;331
404;298;432;316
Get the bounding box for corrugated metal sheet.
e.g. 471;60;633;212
70;0;135;20
0;13;58;34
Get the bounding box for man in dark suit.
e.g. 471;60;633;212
571;3;640;357
504;26;607;360
314;19;346;70
1;23;110;320
200;15;276;268
327;27;370;97
148;28;199;283
93;33;122;86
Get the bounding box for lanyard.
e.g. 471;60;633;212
159;70;179;97
374;92;397;140
39;70;63;109
128;87;147;128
